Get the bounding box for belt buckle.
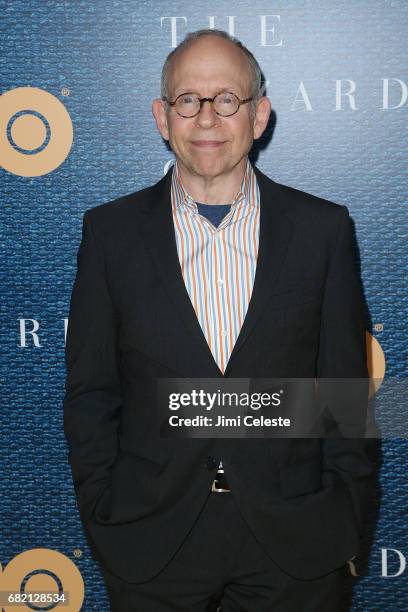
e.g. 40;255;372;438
211;469;230;493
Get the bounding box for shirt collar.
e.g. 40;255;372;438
171;157;255;210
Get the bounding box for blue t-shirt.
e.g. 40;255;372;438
196;202;232;228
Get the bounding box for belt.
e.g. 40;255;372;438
211;468;231;493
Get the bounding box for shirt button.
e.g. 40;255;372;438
217;278;224;286
204;456;217;470
221;330;228;337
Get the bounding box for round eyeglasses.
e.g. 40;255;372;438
163;91;253;118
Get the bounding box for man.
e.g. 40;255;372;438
63;29;374;611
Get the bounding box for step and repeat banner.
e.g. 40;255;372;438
0;1;406;610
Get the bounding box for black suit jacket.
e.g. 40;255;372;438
63;164;374;583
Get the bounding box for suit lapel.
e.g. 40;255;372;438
224;166;294;374
135;164;294;377
136;167;224;377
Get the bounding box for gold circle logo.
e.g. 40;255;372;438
366;330;386;396
0;548;84;611
0;87;73;177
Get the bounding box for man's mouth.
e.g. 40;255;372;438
191;140;226;148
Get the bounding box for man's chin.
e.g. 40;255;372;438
186;158;231;180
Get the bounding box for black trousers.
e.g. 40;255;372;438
101;491;354;611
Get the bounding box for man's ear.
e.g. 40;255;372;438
152;99;170;141
253;96;272;140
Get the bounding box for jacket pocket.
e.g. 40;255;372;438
279;456;322;498
267;286;323;312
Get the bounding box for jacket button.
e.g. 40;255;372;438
204;456;217;470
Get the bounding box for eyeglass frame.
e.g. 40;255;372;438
162;91;254;118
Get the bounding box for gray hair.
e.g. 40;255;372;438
160;29;264;112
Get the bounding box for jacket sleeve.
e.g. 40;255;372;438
63;209;122;524
316;205;374;536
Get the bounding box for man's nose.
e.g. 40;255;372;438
195;100;220;127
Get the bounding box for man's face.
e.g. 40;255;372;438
152;35;270;181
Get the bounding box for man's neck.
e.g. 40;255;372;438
176;158;248;205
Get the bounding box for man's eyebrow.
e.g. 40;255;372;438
172;86;242;97
172;90;200;96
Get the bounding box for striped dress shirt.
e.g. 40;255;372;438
170;158;261;471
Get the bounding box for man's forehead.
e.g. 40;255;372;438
172;38;247;71
168;40;251;96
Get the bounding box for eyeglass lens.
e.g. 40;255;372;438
175;92;240;116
